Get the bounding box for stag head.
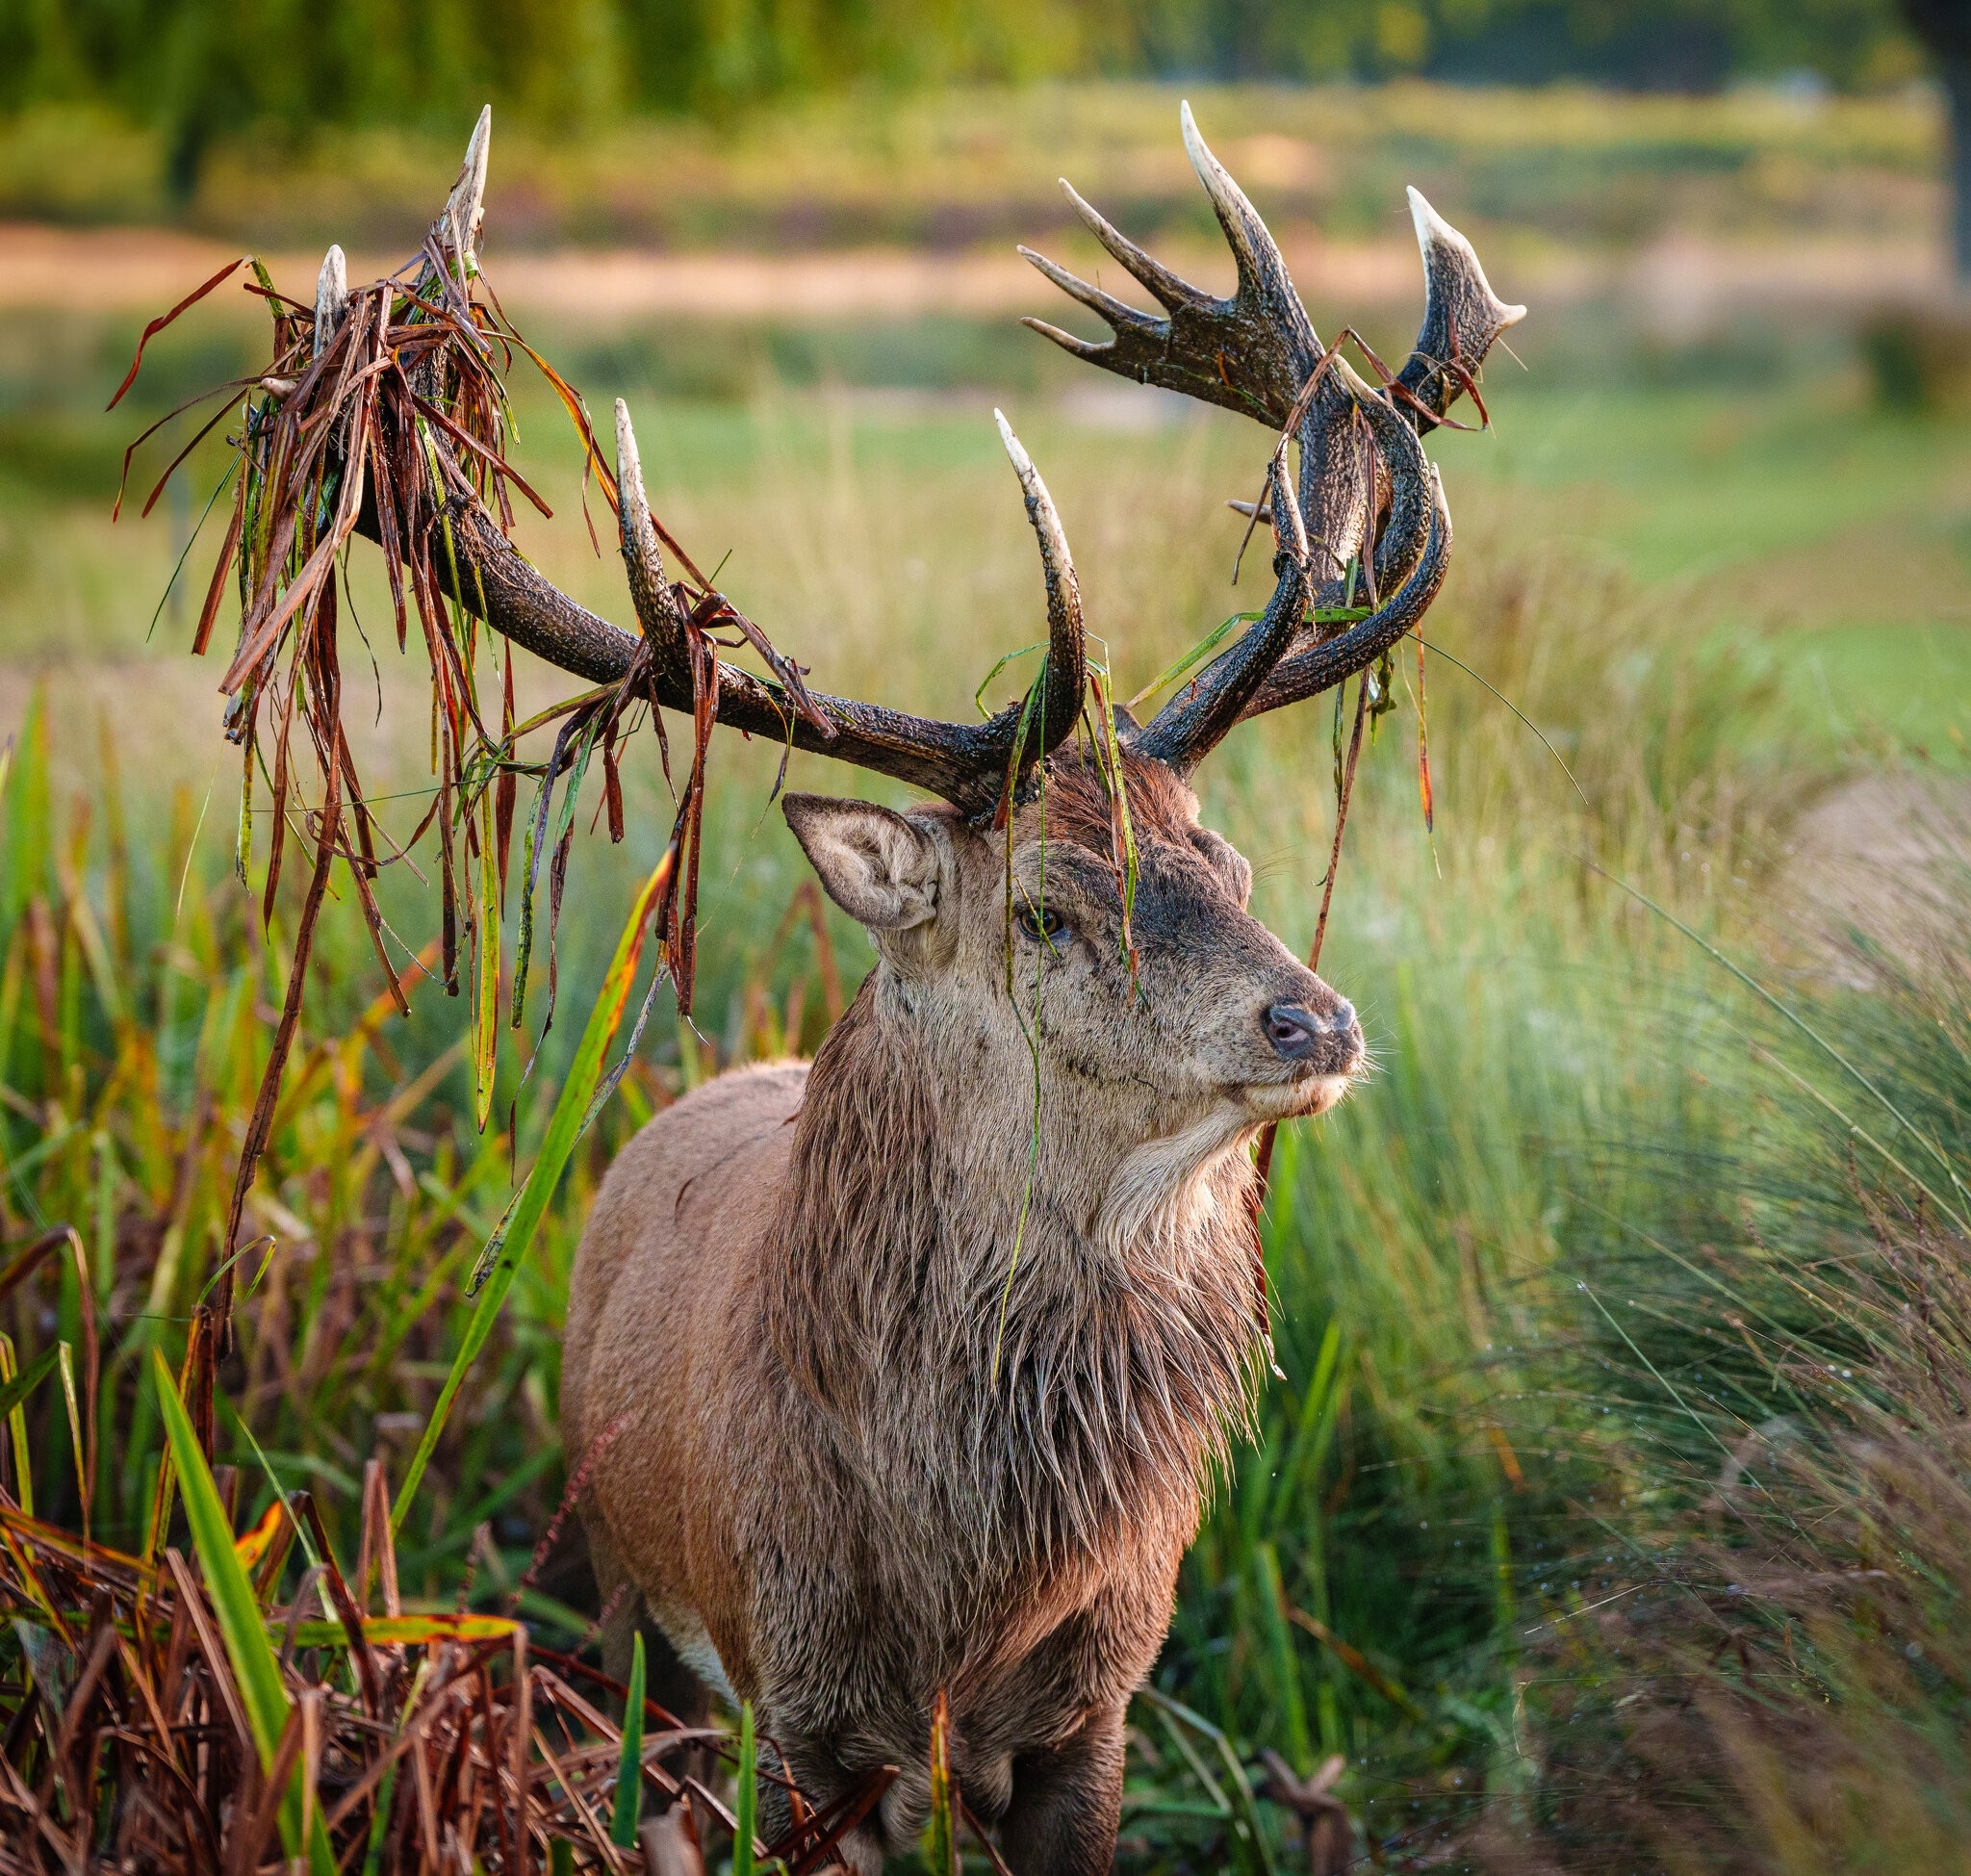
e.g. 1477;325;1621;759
782;750;1362;1253
274;103;1519;1119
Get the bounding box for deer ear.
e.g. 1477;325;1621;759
782;794;944;932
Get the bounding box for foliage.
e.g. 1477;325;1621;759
0;0;1925;201
1496;899;1971;1868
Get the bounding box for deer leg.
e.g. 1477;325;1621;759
994;1700;1127;1876
592;1543;711;1724
764;1730;887;1876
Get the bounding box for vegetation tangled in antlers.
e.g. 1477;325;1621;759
116;101;1517;1328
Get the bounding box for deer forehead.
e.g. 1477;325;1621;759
960;820;1246;920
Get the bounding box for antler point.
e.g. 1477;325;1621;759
1179;100;1210;175
1406;185;1451;250
313;244;348;358
615;400;647;509
993;408;1032;476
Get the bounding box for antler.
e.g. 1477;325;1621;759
308;106;1513;811
1021;102;1522;772
327;114;1084;821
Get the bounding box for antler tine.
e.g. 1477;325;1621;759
1136;358;1436;767
1017;246;1163;341
1025;102;1379;613
614;400;691;684
1057;177;1212;315
444;104;493;270
314;245;347;360
1178;101;1299;321
994;410;1088;772
1019;108;1320;426
1395;188;1525;432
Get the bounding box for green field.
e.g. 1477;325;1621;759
0;82;1968;1869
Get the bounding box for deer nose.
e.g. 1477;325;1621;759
1264;1001;1360;1069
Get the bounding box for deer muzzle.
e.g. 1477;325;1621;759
1264;999;1364;1078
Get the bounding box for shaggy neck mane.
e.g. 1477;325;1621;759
763;758;1266;1571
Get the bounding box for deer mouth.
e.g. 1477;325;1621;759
1242;1066;1359;1122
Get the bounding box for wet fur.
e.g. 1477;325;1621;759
563;753;1358;1872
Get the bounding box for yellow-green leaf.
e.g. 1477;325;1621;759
152;1349;334;1876
393;845;675;1530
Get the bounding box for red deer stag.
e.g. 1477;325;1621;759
314;103;1522;1874
565;108;1521;1872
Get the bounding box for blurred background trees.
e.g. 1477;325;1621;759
0;0;1929;172
1900;0;1971;275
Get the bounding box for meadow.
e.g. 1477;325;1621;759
0;80;1967;1869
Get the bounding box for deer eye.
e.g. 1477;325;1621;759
1016;904;1068;946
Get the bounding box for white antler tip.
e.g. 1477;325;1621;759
313;244;348;356
1406;185;1526;326
1405;185;1446;244
993;408;1032;476
1179;99;1210;173
467;104;492;170
315;244;346;311
446;106;493;256
614;398;643;483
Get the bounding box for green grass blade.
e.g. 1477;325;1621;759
1268;1321;1344;1530
1138;1687;1276;1876
0;1338;50;1516
474;785;499;1133
391;848;674;1531
151;1348;335;1875
0;1343;59;1426
971;639;1045;716
611;1631;646;1847
1254;1543;1313;1776
359;1760;399;1876
220;1396;321;1569
55;1343;84;1544
1123;610;1255;710
923;1691;957;1875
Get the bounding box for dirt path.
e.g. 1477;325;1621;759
0;221;1945;325
1776;775;1970;983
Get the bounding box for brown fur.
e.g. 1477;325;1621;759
563;751;1362;1872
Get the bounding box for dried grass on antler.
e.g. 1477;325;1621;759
113;110;1112;1344
110;113;801;1337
